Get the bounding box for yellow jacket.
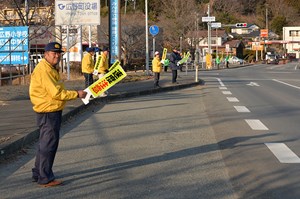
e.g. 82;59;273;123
81;52;94;74
98;52;109;74
152;56;162;73
29;59;78;113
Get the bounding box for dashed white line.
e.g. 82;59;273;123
234;106;250;113
245;119;268;130
217;78;225;87
265;143;300;163
227;97;239;102
219;86;227;90
222;91;232;95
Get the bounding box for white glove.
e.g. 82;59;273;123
93;70;98;76
160;60;165;64
177;62;180;66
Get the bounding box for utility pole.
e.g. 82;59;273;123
208;5;211;57
145;0;150;75
266;7;268;30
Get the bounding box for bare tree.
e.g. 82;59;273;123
212;0;243;15
266;0;299;25
121;13;146;66
157;0;200;50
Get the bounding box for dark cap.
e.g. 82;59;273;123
94;47;101;52
45;42;64;53
86;47;95;52
103;47;109;52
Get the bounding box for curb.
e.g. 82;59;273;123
0;81;202;161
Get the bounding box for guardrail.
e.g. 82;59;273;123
0;62;35;86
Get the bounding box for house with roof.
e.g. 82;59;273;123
283;26;300;59
186;29;245;59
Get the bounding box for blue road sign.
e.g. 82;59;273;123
149;25;159;36
0;26;29;65
0;52;29;65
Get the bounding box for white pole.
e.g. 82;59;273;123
89;25;92;47
67;25;70;80
79;25;83;62
145;0;149;75
180;36;182;53
208;5;211;55
216;28;218;58
153;36;155;57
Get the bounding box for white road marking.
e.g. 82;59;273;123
219;86;227;90
265;143;300;163
227;97;239;102
222;91;232;95
234;106;250;113
217;78;225;87
245;119;268;130
273;79;300;90
247;82;260;86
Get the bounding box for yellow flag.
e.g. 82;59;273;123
94;55;102;72
81;63;127;104
161;48;167;61
108;60;121;71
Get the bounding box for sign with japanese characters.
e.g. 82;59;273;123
109;0;120;64
0;26;29;65
82;61;127;105
260;29;268;38
55;0;101;25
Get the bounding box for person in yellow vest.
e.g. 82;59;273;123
29;42;86;187
81;47;95;88
152;51;162;88
97;47;110;97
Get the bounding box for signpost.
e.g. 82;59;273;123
55;0;101;25
55;0;101;80
202;16;215;22
149;25;159;36
202;5;215;69
211;22;221;28
149;25;159;57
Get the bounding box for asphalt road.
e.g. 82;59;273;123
2;62;300;198
200;62;300;198
0;86;237;199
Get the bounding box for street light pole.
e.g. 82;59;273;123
180;36;182;53
145;0;150;75
208;5;211;56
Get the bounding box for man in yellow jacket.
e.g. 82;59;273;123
81;47;95;88
97;47;110;96
152;51;162;88
29;42;86;187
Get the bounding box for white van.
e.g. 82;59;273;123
30;54;43;64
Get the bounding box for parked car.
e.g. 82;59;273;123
265;53;279;64
228;56;244;64
30;54;43;65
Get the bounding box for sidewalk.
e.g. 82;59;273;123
0;70;202;161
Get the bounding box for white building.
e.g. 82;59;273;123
283;27;300;58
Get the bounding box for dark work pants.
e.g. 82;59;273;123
172;69;178;83
83;73;93;88
154;72;160;87
32;111;62;184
